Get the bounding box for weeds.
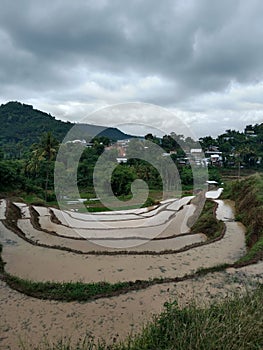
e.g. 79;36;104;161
24;285;263;350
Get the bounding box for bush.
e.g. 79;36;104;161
143;197;156;207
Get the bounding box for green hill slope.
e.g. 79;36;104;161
0;101;132;158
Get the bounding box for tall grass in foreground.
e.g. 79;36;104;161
28;285;263;350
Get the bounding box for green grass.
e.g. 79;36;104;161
4;275;136;301
25;285;263;350
18;193;43;203
219;180;233;199
228;173;263;261
116;286;263;350
2;262;235;303
5;191;59;207
191;200;224;240
85;206;112;213
238;236;263;263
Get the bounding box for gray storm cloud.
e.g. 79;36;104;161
0;0;263;136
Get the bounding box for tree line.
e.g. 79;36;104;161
0;121;262;203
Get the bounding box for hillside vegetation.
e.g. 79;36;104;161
0;102;71;154
0;101;132;158
224;173;263;262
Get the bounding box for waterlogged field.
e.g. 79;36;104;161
0;188;262;349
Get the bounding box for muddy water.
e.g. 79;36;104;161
37;200;195;240
0;199;246;283
214;199;235;221
50;197;193;227
13;203;31;219
0;267;261;350
227;261;263;283
17;219;206;253
0;198;256;350
206;188;223;199
158;204;196;238
37;205;197;240
33;198;197;246
39;214;192;242
0;199;6;220
45;209;175;230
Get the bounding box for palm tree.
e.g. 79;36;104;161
26;132;58;201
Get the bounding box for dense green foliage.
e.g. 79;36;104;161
225;174;263;262
0;159;25;191
0;101;131;159
200;126;263;168
0;102;71;158
0;101;262;206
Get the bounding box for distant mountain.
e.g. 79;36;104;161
0;101;133;157
68;123;134;142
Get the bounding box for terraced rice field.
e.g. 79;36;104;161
0;190;246;283
0;189;261;349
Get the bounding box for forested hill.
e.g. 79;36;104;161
0;102;72;145
0;101;132;157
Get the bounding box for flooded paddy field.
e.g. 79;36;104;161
0;189;261;349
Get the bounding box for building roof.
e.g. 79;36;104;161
190;148;203;153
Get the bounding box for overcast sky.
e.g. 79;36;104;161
1;0;263;138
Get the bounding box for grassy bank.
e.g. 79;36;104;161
2;264;230;302
4;275;134;301
28;285;263;350
224;173;263;263
191;200;224;240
